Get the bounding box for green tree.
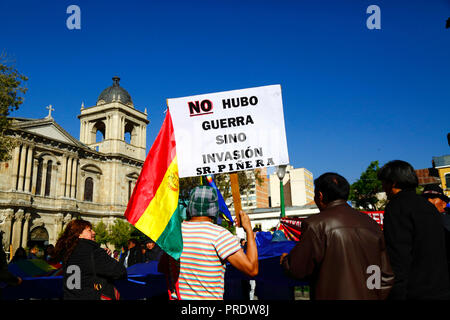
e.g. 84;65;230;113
349;161;385;210
179;170;264;205
0;53;28;161
220;218;236;235
93;220;110;246
108;218;134;249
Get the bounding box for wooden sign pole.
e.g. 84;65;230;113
229;173;242;227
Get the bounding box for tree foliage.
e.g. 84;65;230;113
179;170;264;206
93;218;147;249
93;221;110;246
107;219;135;249
349;161;385;210
0;53;28;161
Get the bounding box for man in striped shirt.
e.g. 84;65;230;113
178;186;258;300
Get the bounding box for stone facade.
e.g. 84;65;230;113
0;77;148;256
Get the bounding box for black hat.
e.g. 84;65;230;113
422;184;449;203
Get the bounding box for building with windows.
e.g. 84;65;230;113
0;77;148;254
269;166;314;208
225;167;270;214
432;154;450;197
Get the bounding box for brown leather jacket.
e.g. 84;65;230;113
281;200;394;300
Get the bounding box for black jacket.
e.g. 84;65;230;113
1;246;20;299
442;214;450;280
63;239;127;300
143;246;162;263
383;190;450;300
119;247;143;267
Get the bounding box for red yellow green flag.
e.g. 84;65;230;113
124;110;182;260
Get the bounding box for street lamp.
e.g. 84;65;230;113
277;165;287;218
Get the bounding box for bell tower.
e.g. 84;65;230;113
78;76;149;161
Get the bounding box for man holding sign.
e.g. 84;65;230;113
178;186;258;300
166;84;288;299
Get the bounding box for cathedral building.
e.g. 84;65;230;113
0;77;148;255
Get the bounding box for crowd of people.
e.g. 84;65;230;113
281;160;450;300
1;159;450;301
117;238;163;267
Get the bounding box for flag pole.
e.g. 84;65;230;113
229;173;242;227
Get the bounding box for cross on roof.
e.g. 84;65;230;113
46;105;54;118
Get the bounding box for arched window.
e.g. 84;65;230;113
124;122;134;144
35;158;43;195
96;130;104;143
84;177;94;202
92;121;105;144
44;160;52;197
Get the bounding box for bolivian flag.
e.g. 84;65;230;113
125;110;183;260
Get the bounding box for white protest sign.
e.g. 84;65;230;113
167;84;289;178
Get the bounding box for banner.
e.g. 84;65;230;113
361;211;384;229
279;217;306;241
167;85;289;178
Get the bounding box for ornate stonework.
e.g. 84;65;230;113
0;77;148;256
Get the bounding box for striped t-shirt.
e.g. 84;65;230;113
178;221;241;300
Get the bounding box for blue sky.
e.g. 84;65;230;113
1;0;449;183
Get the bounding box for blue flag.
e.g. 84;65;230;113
206;175;234;226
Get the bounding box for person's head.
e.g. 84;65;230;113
53;219;93;263
377;160;418;199
13;247;27;259
240;239;246;247
45;244;54;254
128;239;138;249
422;184;449;213
314;172;350;210
187;186;219;222
145;239;156;250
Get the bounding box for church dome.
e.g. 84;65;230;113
97;76;133;107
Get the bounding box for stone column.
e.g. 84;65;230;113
31;158;39;195
24;146;34;192
84;121;88;143
54;213;64;244
21;213;31;248
66;157;72;197
80;121;85;142
59;155;68;198
17;145;27;191
71;159;78;199
1;209;14;248
11;209;24;252
107;115;112;139
10;146;21;191
50;160;59;198
41;160;48;196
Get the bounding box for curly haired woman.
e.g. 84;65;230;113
53;219;127;300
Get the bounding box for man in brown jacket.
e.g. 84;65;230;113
280;172;394;300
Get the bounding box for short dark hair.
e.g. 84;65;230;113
314;172;350;203
377;160;418;190
128;238;138;245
